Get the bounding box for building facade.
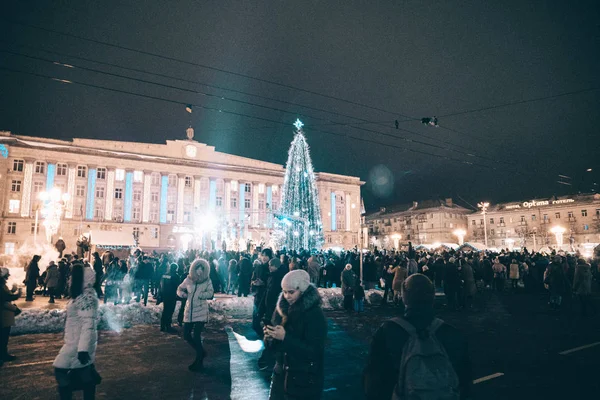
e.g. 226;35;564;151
366;198;471;249
0;130;363;254
467;194;600;252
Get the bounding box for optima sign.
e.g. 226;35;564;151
504;198;575;210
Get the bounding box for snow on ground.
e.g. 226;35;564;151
11;287;384;335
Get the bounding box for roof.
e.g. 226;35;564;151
365;198;472;221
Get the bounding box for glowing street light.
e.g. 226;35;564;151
391;233;402;249
38;188;70;244
505;238;515;251
453;228;466;245
550;226;566;249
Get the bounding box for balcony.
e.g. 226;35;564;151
568;217;576;222
498;223;506;227
519;221;527;226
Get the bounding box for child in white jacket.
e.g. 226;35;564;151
177;258;214;371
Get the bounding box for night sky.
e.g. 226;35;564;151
1;0;599;211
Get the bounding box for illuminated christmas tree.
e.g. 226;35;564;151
276;119;324;251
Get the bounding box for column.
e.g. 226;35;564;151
20;159;34;217
224;179;231;218
177;175;185;224
46;162;56;192
209;178;217;211
142;171;152;223
330;191;336;231
159;174;168;224
252;181;259;226
239;182;246;237
85;166;97;220
345;192;351;231
193;176;202;212
266;184;273;228
65;164;76;219
124;170;134;222
104;168;115;221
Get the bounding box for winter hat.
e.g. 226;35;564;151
281;269;310;292
269;258;282;269
401;273;435;309
0;267;9;278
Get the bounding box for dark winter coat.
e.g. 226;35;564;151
45;264;60;288
264;265;288;323
363;308;472;400
573;261;592;295
252;262;270;306
444;262;461;292
546;262;569;296
26;260;40;283
135;259;154;280
341;267;356;296
460;263;477;297
269;285;327;400
238;257;253;292
160;269;181;302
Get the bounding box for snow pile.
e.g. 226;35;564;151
11;288;384;335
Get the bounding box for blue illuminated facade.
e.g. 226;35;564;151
124;171;133;222
86;168;97;220
160;175;168;223
209;179;217;211
266;185;273;227
330;192;336;231
46;163;55;192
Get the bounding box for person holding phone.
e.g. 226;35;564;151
264;269;327;400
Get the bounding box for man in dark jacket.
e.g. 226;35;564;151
237;255;253;297
135;257;154;306
363;274;472;400
25;255;41;301
160;263;180;332
251;248;272;338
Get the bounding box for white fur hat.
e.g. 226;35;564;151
281;269;310;292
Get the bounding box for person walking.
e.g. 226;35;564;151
265;270;327;400
53;263;101;400
177;259;215;371
460;259;477;310
1;268;22;366
160;263;180;333
45;261;60;303
363;274;472;400
251;249;272;338
92;252;104;298
573;258;596;317
25;255;41;301
545;256;569;311
509;259;520;291
341;263;356;311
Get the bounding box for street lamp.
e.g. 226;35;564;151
37;188;70;244
506;238;515;251
477;202;490;247
453;228;466;245
391;233;402;250
550;226;566;250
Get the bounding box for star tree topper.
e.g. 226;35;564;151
293;118;304;130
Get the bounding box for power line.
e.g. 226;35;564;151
2;47;503;164
0;65;512;173
4;18;409;118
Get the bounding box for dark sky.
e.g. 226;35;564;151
1;0;599;211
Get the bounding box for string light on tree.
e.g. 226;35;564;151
275;119;324;250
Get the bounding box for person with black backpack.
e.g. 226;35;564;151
363;274;472;400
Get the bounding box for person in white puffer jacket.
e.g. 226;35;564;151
53;262;100;400
177;258;214;371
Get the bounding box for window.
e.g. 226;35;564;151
150;210;158;223
244;198;251;209
471;220;476;226
499;217;504;224
151;192;159;203
480;219;483;225
4;243;15;255
216;196;223;207
167;210;175;222
133;227;140;237
96;168;106;180
76;185;85;197
33;182;44;193
582;209;588;217
532;214;536;221
96;186;105;198
583;224;589;231
9;200;20;213
231;197;237;209
115;169;125;181
7;222;16;234
489;218;494;225
133;190;142;202
115;188;123;199
555;212;560;219
520;215;525;222
113;210;123;221
491;240;496;246
245;183;251;193
167;194;176;204
11;180;21;192
133;171;143;182
34;161;45;174
132;207;141;220
185;176;192;187
94;206;104;219
13;159;24;172
56;164;67;176
184;211;191;222
168;175;177;187
431;224;434;229
543;214;548;221
31;222;40;234
258;200;264;210
151;173;160;186
151;227;159;239
77;166;87;178
491;229;495;235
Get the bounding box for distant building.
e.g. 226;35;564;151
365;198;471;249
0;130;363;255
467;193;600;252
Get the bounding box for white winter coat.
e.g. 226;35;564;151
53;266;99;369
177;259;214;323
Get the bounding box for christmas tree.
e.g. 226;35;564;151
276;119;324;251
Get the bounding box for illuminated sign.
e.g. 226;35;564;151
504;198;575;210
0;144;8;158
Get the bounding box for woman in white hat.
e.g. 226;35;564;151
265;269;328;400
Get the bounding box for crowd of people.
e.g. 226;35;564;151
2;241;599;399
